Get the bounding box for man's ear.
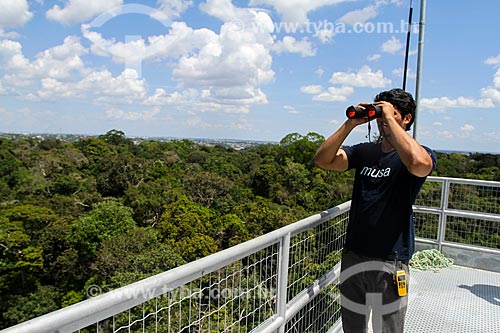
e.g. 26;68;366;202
403;113;412;130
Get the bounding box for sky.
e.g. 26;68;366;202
1;0;500;153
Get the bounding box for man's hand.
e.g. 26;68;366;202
349;103;373;127
373;101;434;177
376;101;398;123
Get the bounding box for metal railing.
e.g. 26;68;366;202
414;177;500;253
3;177;499;333
2;203;350;333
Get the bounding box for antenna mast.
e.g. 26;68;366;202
402;0;413;90
413;0;427;139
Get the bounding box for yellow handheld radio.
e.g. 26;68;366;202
394;270;407;297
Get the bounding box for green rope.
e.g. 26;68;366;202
409;249;454;271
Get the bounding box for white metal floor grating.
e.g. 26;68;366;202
336;266;500;333
405;266;500;333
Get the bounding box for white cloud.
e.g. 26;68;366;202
376;0;404;5
315;67;325;77
0;81;7;95
315;28;335;44
392;67;416;79
301;85;323;94
381;36;403;54
248;0;350;24
461;124;475;132
200;86;268;107
145;87;261;114
33;69;147;102
337;0;402;26
423;65;500;113
436;130;454;139
0;36;88;85
330;65;391;88
493;68;500;88
420;96;495;111
46;0;123;25
313;86;354;102
82;22;218;63
273;36;316;57
105;107;160;121
170;11;275;109
0;30;21;39
186;115;224;129
0;0;32;29
144;88;196;106
79;69;147;99
485;54;500;67
80;1;276;111
367;54;381;62
0;39;30;74
338;5;378;25
284;105;301;114
1;1;279;116
433;122;443;126
481;87;500;104
230;115;252;130
156;0;193;19
200;0;243;22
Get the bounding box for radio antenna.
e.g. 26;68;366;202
402;0;413;90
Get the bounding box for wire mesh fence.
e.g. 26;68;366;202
71;215;349;333
285;212;348;333
445;216;500;249
6;177;499;333
8;203;349;333
414;177;500;250
74;246;281;333
414;212;439;240
447;182;500;215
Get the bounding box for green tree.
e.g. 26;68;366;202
98;129;131;147
69;200;136;260
91;228;185;288
183;171;234;208
158;196;219;261
2;285;60;327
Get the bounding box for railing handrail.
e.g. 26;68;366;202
414;176;500;260
3;176;499;333
426;175;500;187
2;202;351;333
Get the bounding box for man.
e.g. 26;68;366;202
313;88;437;332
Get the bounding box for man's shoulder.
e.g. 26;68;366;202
421;145;438;167
344;142;381;168
344;142;378;154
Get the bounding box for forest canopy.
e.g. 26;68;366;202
0;130;498;328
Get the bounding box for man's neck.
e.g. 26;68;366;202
381;138;395;153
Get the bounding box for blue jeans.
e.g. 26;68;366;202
340;250;409;333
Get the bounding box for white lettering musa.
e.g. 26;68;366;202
360;166;391;178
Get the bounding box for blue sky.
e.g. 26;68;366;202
1;0;499;153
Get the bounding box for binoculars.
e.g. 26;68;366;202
346;104;382;119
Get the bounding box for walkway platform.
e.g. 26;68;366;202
406;266;500;333
336;266;500;333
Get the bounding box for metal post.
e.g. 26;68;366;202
276;233;291;333
413;0;427;139
437;179;450;252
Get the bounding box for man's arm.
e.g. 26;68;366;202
378;102;434;177
313;118;365;171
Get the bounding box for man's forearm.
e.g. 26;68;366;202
385;118;433;177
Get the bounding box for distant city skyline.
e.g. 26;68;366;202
3;131;498;155
1;1;500;153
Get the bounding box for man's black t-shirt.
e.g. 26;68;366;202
343;142;437;261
